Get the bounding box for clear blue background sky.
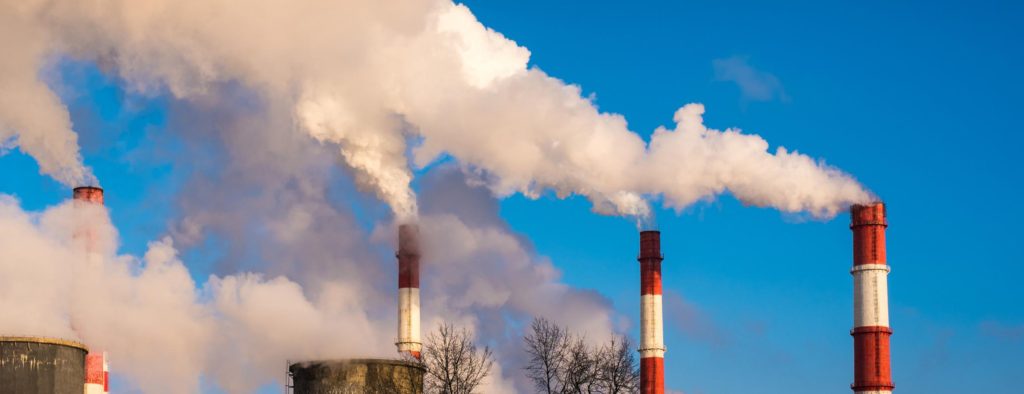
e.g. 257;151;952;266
2;1;1022;393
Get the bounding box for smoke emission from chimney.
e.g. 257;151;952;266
0;165;620;393
0;0;881;391
2;0;870;221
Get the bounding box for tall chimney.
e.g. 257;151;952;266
638;230;665;394
73;186;105;259
850;202;894;394
396;224;422;359
73;186;110;394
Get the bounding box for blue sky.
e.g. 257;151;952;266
2;1;1023;393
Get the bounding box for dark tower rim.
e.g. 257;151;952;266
0;336;89;352
288;358;425;371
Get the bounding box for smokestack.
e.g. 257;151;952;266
396;224;422;359
638;230;665;394
84;352;108;394
73;186;104;205
73;187;110;394
72;186;104;258
850;202;894;394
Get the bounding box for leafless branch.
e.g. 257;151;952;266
422;322;494;394
523;318;639;394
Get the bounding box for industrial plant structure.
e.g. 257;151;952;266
287;224;427;393
638;230;666;394
850;202;894;393
84;352;109;394
288;359;425;394
0;337;88;394
0;186;111;394
73;186;110;394
396;224;423;360
631;201;896;393
0;183;897;393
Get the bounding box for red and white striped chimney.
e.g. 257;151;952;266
850;202;893;394
638;230;665;394
73;186;110;394
73;186;104;261
84;352;109;394
396;224;422;359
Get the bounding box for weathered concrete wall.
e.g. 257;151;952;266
0;337;88;394
289;358;424;394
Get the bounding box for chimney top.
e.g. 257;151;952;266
398;223;420;256
73;186;104;205
639;230;662;261
850;201;886;228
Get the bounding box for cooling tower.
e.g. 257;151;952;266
0;337;88;394
288;359;424;394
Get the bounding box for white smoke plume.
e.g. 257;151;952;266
2;0;870;220
0;2;95;186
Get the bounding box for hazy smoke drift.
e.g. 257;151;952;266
3;0;870;219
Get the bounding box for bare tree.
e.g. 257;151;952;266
523;318;570;393
560;337;598;394
421;323;494;394
595;336;639;393
523;318;639;394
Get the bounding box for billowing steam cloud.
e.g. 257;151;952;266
0;4;94;186
2;0;869;220
0;0;870;391
0;196;388;392
0;177;614;392
157;87;615;391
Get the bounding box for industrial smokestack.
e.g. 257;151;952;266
396;224;422;359
72;186;104;258
73;186;104;205
638;230;665;394
73;187;110;394
850;202;894;394
84;352;108;394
